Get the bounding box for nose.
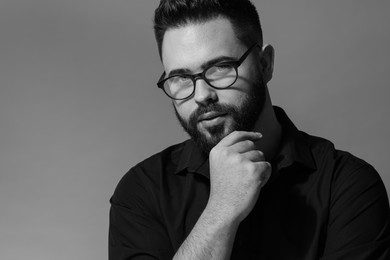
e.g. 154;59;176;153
193;79;218;106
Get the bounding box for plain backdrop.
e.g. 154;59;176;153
1;0;389;259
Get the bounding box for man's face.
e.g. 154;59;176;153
161;18;266;154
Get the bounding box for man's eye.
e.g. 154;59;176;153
169;76;192;86
207;64;234;77
214;64;232;71
177;77;191;82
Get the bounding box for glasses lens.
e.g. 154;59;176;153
205;64;237;88
163;76;194;99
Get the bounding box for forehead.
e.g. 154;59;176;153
161;18;245;73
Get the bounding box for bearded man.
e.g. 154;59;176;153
109;0;390;259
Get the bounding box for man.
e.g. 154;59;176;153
109;0;390;259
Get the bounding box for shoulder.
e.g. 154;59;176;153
130;140;187;177
301;131;387;200
302;131;373;174
302;134;390;256
111;139;189;206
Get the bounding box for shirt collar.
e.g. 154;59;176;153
174;106;316;178
174;138;210;178
272;106;316;172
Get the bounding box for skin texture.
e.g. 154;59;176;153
161;17;282;259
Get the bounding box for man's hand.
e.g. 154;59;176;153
173;131;272;260
208;131;272;224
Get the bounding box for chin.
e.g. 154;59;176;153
202;121;235;144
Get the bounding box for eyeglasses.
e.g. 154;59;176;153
157;42;260;100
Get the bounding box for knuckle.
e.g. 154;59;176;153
265;161;272;168
245;162;256;172
262;162;272;173
256;150;265;159
254;161;271;174
252;151;262;160
243;140;254;148
231;152;242;163
260;160;270;167
257;162;272;183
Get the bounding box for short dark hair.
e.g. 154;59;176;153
153;0;263;59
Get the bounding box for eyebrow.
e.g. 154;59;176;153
167;55;237;77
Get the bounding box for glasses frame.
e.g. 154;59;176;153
157;42;260;100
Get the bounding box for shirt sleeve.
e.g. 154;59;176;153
320;164;390;260
109;167;174;260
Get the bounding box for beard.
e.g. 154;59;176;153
174;76;267;155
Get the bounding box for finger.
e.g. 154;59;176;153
229;139;257;153
254;161;272;187
218;131;262;147
241;150;265;162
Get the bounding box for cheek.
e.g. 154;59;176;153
218;89;248;107
236;60;261;87
173;100;193;120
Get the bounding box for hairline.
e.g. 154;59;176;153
159;15;262;61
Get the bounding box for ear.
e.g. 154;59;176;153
258;44;275;84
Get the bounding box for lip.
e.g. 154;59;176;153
198;112;227;122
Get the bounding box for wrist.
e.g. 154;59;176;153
201;202;241;233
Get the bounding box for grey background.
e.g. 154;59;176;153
1;0;389;259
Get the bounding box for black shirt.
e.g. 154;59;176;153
109;107;390;259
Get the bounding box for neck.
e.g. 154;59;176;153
252;100;282;161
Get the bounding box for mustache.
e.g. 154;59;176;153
189;103;237;123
